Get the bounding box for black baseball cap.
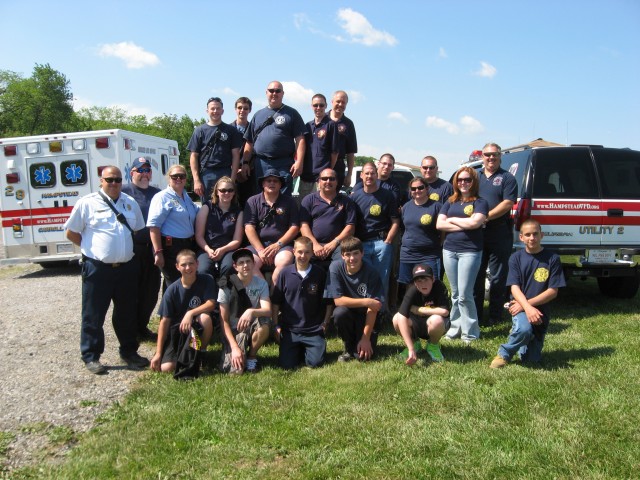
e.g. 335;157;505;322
412;264;434;280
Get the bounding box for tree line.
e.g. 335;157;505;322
0;64;375;170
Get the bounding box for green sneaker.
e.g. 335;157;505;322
426;342;444;362
399;339;423;360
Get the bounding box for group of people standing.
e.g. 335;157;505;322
64;79;564;376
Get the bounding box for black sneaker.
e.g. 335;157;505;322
138;328;158;342
120;352;150;370
85;360;107;375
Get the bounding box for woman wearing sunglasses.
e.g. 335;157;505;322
148;164;200;290
399;177;444;287
436;167;488;344
194;176;243;285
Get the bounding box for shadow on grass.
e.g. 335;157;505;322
539;346;615;370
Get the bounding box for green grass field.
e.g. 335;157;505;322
7;278;640;479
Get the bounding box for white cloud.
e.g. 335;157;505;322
426;116;460;134
335;8;398;47
474;61;497;78
346;90;364;104
388;112;409;124
293;13;309;30
221;87;239;97
282;81;314;106
439;47;448;59
97;41;160;69
425;115;484;135
460;115;484;134
110;102;160;118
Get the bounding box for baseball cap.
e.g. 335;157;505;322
412;264;434;280
131;157;151;170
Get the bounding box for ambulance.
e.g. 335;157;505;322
0;129;180;266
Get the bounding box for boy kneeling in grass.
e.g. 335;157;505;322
392;264;450;366
490;219;566;368
151;249;215;373
219;248;272;374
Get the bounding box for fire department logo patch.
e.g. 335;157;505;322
338;124;347;134
275;207;285;215
307;283;319;295
463;204;474;216
357;283;368;297
429;193;440;201
229;214;237;223
275;115;286;125
189;296;202;308
493;176;503;186
534;267;549;283
317;129;326;139
420;214;432;225
220;132;228;141
369;204;382;216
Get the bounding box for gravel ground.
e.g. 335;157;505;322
0;261;156;472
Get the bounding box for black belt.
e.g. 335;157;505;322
161;236;195;248
362;230;389;241
82;255;132;268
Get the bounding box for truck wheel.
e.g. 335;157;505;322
597;275;640;299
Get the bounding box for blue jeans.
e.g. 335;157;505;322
201;166;232;202
442;249;482;341
362;239;393;303
498;312;548;363
196;250;234;284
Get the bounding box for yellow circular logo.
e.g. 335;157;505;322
420;214;432;225
369;204;382;216
534;267;549;282
429;193;440;201
463;204;474;216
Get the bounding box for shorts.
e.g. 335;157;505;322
219;317;272;373
409;313;451;340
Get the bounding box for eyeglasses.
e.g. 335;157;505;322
218;188;235;194
170;174;187;180
134;168;151;174
483;152;500;158
410;185;426;191
320;176;336;181
102;177;123;184
236;105;250;111
457;177;473;183
267;88;283;94
421;165;437;170
312;103;326;108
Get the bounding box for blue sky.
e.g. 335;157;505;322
2;0;639;178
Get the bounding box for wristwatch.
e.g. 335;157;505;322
277;241;283;248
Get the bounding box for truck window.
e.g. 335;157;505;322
593;148;640;200
29;162;57;189
161;154;168;175
532;148;597;199
60;160;88;186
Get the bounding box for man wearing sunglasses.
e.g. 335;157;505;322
122;158;162;342
65;166;149;375
242;81;306;196
420;155;452;203
188;97;243;201
474;142;518;327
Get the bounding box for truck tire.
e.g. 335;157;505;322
597;275;640;299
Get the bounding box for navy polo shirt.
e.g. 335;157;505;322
121;183;160;244
244;105;306;159
300;192;357;244
440;198;489;252
478;167;518;229
324;260;385;309
330;113;357;176
244;192;299;245
302;116;337;182
271;264;327;334
506;248;566;318
427;178;454;204
400;199;442;262
202;201;241;249
351;187;399;240
187;122;243;170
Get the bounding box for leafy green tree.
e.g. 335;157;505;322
0;64;73;136
354;155;377;166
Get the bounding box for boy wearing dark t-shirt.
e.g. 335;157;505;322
324;236;384;362
490;219;566;368
393;264;451;366
151;250;216;373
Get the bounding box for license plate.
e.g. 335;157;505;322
587;249;616;263
57;243;74;254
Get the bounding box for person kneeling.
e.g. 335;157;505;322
272;236;329;369
219;248;272;374
151;249;215;374
393;264;450;366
